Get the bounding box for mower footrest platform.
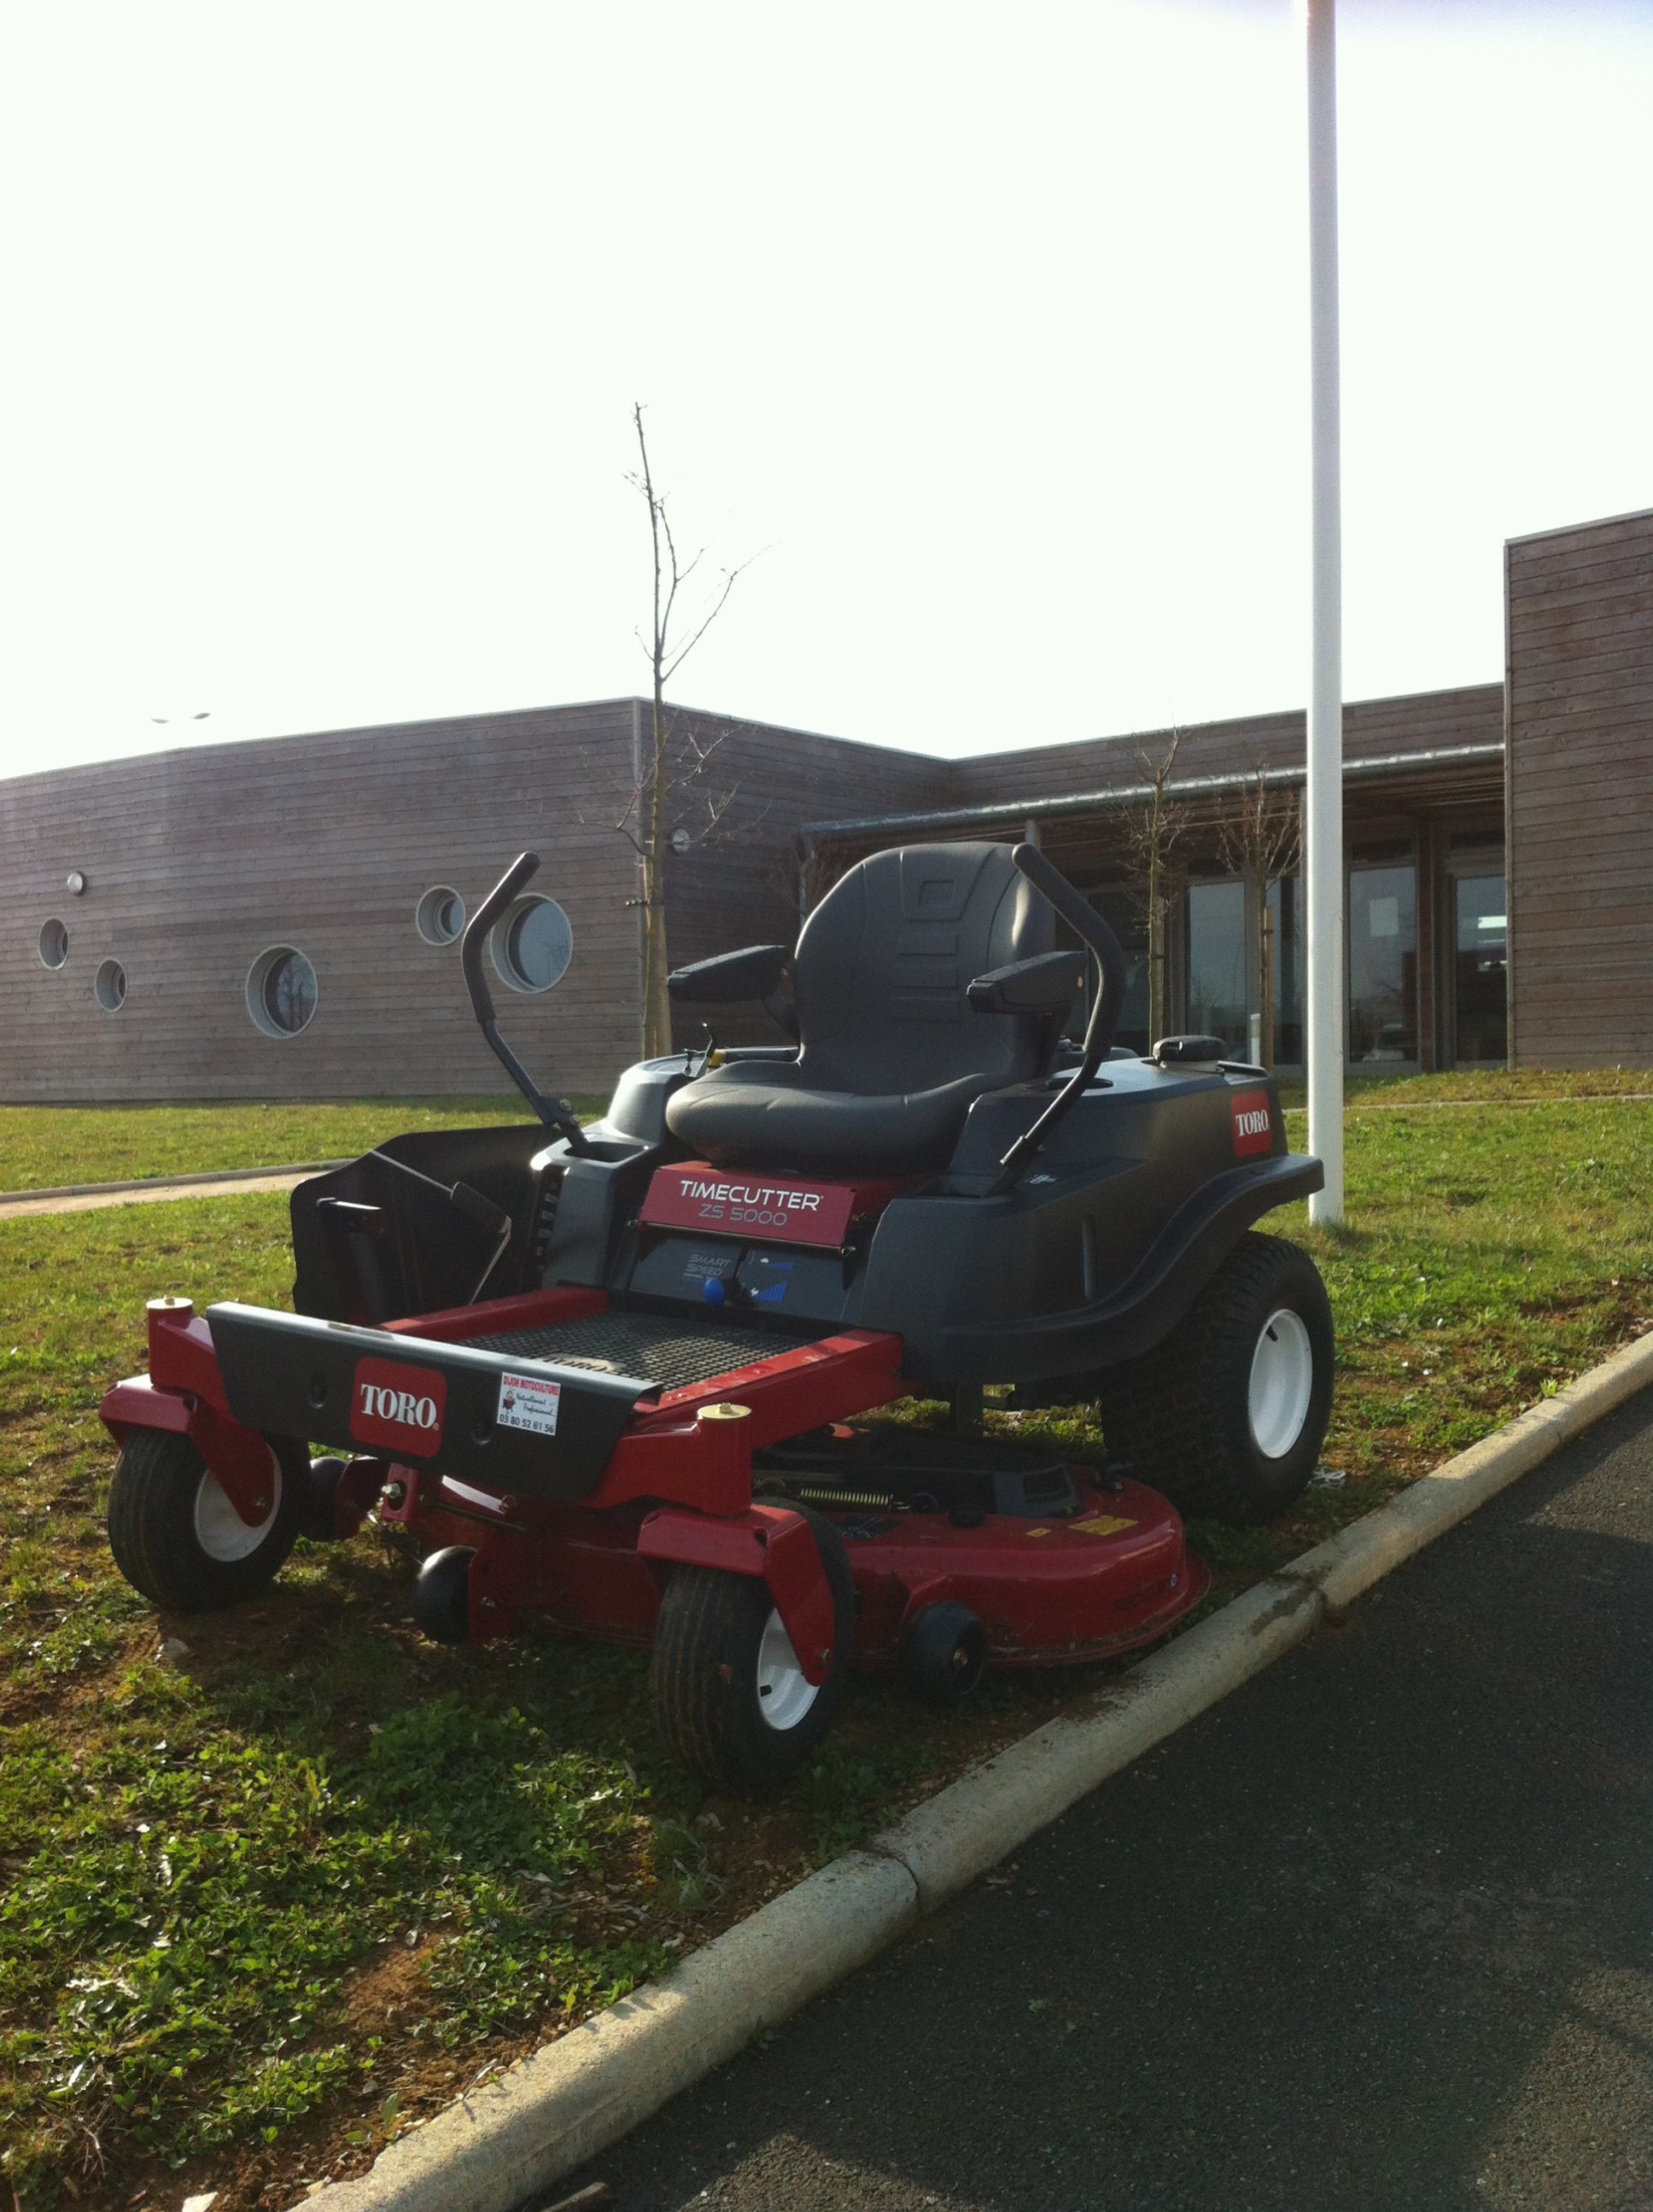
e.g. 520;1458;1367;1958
468;1310;808;1394
205;1302;651;1502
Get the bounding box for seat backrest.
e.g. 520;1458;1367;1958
794;843;1054;1096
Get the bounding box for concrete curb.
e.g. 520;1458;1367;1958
871;1567;1323;1914
0;1161;348;1205
299;1853;920;2212
296;1324;1653;2212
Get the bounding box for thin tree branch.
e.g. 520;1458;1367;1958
663;557;756;680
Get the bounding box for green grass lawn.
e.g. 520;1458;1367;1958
4;1071;1644;1194
1276;1065;1653;1111
3;1090;1651;2212
0;1194;936;2212
0;1100;606;1195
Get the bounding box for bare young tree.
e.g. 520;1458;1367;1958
1217;764;1301;1066
761;833;846;939
1121;733;1189;1045
619;404;754;1058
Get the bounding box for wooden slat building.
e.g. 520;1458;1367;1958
1505;510;1653;1069
2;508;1649;1101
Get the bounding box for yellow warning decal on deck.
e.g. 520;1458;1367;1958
1070;1514;1139;1538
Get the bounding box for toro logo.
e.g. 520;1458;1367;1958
349;1357;447;1453
1230;1088;1274;1159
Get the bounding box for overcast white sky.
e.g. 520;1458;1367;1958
3;0;1650;779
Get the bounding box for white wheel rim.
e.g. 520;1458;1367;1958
193;1456;281;1561
755;1608;820;1732
1247;1308;1315;1460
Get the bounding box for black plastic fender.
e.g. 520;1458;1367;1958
925;1153;1323;1384
857;1145;1322;1389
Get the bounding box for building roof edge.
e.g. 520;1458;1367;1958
1504;505;1653;550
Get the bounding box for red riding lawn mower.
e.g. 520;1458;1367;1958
101;843;1333;1789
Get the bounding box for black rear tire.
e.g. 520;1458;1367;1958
108;1427;302;1612
649;1508;854;1790
1097;1232;1335;1524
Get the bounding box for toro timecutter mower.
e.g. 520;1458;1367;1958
101;842;1333;1788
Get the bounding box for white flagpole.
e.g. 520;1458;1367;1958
1305;0;1345;1224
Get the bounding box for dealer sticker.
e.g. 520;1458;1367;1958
496;1370;562;1437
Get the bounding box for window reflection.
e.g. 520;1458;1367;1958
492;895;574;994
1267;874;1302;1065
1185;879;1247;1051
263;950;318;1035
1453;873;1506;1065
1348;858;1416;1064
1082;888;1150;1053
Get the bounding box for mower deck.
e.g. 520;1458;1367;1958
813;1478;1206;1664
424;1304;1210;1659
384;1303;1211;1661
102;1287;1209;1671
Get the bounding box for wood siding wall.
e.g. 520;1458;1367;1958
943;685;1505;814
25;628;1634;1101
2;703;645;1103
1506;510;1653;1069
809;689;1505;1076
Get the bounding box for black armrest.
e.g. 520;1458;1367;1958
967;950;1087;1017
668;944;791;1004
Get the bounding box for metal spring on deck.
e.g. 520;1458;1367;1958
792;1484;898;1512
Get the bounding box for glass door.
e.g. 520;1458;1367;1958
1064;887;1151;1053
1185;879;1247;1053
1347;851;1418;1066
1451;873;1507;1065
1266;873;1302;1065
1087;888;1151;1053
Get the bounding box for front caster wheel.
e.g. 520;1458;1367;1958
295;1456;348;1541
649;1509;854;1790
412;1546;476;1644
1098;1232;1335;1524
108;1428;301;1612
901;1601;989;1707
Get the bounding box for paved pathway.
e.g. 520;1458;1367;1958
0;1165;338;1220
565;1389;1653;2212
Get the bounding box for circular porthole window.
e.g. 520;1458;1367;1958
95;958;126;1013
416;885;466;946
491;895;573;994
246;946;318;1038
38;919;69;969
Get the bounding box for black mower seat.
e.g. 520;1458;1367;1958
666;842;1058;1175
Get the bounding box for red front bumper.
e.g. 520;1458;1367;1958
100;1286;1208;1669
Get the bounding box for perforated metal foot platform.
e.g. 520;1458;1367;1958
468;1310;809;1393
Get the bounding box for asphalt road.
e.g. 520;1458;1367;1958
560;1386;1653;2212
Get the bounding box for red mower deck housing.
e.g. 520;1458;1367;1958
101;1281;1209;1680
